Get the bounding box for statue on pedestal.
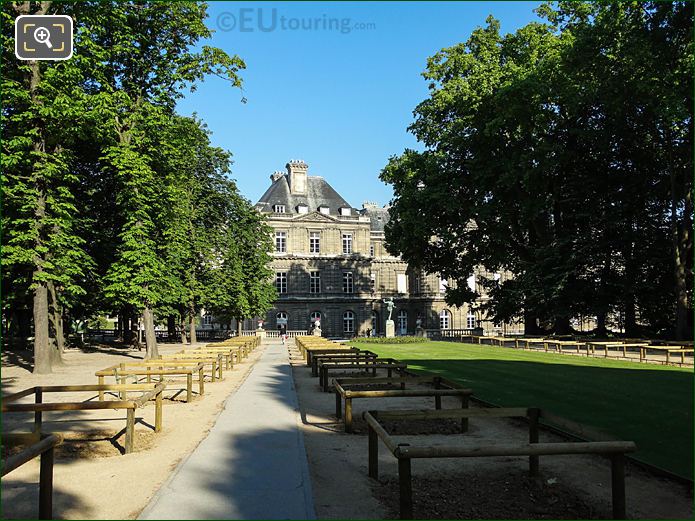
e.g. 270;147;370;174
382;298;395;321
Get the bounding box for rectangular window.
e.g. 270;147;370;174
439;277;447;294
340;207;351;216
310;271;321;294
319;206;330;215
275;272;287;294
370;273;376;293
309;232;320;253
275;231;287;253
397;273;407;294
342;233;353;254
343;272;354;294
273;205;286;213
467;312;476;329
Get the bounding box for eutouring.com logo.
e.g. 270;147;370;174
216;8;376;34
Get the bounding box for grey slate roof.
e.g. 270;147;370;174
256;175;355;216
358;204;391;232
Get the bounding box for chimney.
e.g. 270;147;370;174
286;159;308;195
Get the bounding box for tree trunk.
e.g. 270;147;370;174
116;312;124;342
143;306;158;359
522;310;546;336
179;314;189;344
33;282;51;374
236;317;243;336
167;315;176;340
671;172;692;340
189;309;197;345
130;310;141;350
47;281;64;364
596;311;607;337
553;316;571;336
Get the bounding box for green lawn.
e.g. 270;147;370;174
350;340;694;480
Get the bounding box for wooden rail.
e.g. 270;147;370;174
363;408;636;520
1;433;62;519
96;363;203;403
334;376;473;432
310;351;378;377
2;384;165;454
321;362;408;392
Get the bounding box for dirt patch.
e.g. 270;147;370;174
350;417;465;436
373;468;599;519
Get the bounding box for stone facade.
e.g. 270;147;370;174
254;160;524;338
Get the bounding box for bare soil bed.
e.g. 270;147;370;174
1;341;265;520
289;343;693;520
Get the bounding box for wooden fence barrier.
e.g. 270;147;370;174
2;384;165;454
96;363;203;403
363;408;636;520
321;361;408;392
335;376;472;433
1;433;62;519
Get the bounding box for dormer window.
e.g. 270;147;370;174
274;205;286;214
297;204;309;214
340;207;351;217
318;206;330;215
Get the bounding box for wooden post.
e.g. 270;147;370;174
217;359;222;380
98;376;104;401
665;350;670;365
368;424;378;479
335;391;342;419
460;395;469;432
155;391;162;432
39;444;54;520
186;374;193;402
528;408;540;476
639;347;644;362
398;457;413;519
345;398;353;433
34;388;42;435
125;408;135;454
605;344;609;358
198;367;205;395
610;453;626;519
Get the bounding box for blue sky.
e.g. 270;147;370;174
177;1;543;207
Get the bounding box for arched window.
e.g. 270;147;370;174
310;311;321;327
466;310;476;329
397;309;408;335
343;311;354;333
276;311;288;325
371;311;379;334
439;309;451;330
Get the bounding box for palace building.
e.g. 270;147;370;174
253;160;523;338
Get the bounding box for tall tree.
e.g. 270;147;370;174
85;2;245;358
381;2;693;338
2;1;95;372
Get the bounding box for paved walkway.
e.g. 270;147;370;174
139;340;315;520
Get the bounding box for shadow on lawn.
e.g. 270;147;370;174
395;358;694;480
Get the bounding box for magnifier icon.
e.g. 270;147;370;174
33;26;52;49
